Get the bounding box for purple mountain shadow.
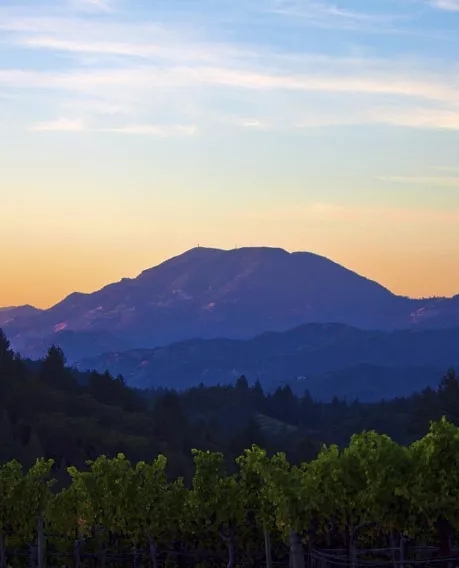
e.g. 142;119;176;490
2;247;458;362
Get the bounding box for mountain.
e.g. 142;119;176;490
1;246;457;362
0;305;42;326
408;294;459;328
9;330;136;363
77;323;459;400
288;364;450;402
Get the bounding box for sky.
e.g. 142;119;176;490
1;0;459;308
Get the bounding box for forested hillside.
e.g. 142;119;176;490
77;323;459;399
1;328;459;482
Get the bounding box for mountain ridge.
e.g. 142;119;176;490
2;246;459;361
76;322;459;401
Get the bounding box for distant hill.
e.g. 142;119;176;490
285;364;450;402
77;323;459;401
9;330;136;363
2;246;458;362
0;305;42;326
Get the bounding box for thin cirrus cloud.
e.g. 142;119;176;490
101;124;197;136
70;0;113;12
367;107;459;131
1;1;459;134
19;36;248;65
29;117;86;132
429;166;459;172
28;117;197;136
379;175;459;187
62;99;131;115
429;0;459;10
268;0;408;30
239;202;459;224
1;65;458;105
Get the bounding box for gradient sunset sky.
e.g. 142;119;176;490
1;0;459;308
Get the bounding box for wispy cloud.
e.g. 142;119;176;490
1;13;249;64
267;0;420;35
379;175;459;187
2;63;459;132
29;117;86;132
28;118;197;136
429;0;459;11
1;66;458;103
239;201;459;224
368;107;459;130
70;0;113;13
19;35;247;65
270;0;402;24
429;165;459;172
62;99;131;115
102;124;197;136
1;1;459;134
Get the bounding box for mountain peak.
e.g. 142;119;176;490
4;246;459;363
137;246;292;282
228;246;290;257
171;245;290;258
180;246;223;256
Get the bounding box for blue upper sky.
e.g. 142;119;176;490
1;0;459;306
2;0;458;135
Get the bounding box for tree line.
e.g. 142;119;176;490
2;327;459;483
1;419;459;568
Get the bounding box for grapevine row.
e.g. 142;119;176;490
1;418;459;568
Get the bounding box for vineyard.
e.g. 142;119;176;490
1;418;459;568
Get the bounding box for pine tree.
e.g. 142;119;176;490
236;375;249;391
22;430;45;469
0;410;15;463
0;329;15;396
39;345;76;390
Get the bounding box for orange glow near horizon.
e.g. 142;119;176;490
2;176;459;309
2;0;459;310
2;241;459;309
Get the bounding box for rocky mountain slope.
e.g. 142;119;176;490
0;305;42;326
2;247;457;361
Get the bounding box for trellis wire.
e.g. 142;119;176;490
3;541;459;568
309;547;459;568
